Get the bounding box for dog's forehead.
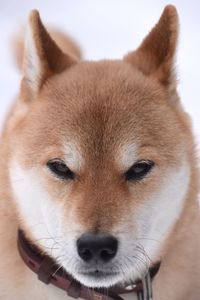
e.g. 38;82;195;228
44;60;161;107
41;60;166;140
27;60;182;166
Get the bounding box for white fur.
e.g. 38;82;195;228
24;20;41;92
109;159;191;285
9;159;83;276
63;141;82;172
117;143;138;171
9;161;62;256
135;159;190;260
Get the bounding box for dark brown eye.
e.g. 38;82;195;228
47;159;74;180
125;160;154;181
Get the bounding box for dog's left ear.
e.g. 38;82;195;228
124;5;178;87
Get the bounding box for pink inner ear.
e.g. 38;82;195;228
124;5;178;86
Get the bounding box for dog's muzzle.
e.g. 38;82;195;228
17;229;161;300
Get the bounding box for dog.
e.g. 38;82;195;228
0;5;199;300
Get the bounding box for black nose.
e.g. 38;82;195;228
77;233;118;263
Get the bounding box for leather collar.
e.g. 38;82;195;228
17;230;160;300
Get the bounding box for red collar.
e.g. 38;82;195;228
17;230;160;300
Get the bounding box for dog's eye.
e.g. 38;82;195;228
47;159;74;180
125;160;154;181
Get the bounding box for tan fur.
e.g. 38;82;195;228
12;26;81;71
0;5;199;299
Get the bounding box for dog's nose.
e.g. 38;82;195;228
77;233;118;263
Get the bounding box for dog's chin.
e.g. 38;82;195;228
72;271;123;288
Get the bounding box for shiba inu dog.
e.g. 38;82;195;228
0;5;199;300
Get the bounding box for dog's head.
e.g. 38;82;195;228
8;6;192;288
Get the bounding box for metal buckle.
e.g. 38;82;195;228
124;283;137;291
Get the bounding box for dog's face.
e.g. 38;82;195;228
8;6;191;288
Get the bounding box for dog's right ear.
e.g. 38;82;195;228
22;10;77;99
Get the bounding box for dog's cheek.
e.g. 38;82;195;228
135;159;190;260
9;160;64;255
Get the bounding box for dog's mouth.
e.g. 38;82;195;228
71;267;122;288
80;269;119;278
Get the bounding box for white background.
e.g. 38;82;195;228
0;0;199;147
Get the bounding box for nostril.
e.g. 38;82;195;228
78;247;93;262
99;239;118;262
77;233;118;263
100;249;115;261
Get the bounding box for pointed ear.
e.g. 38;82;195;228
22;10;77;97
124;5;179;86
